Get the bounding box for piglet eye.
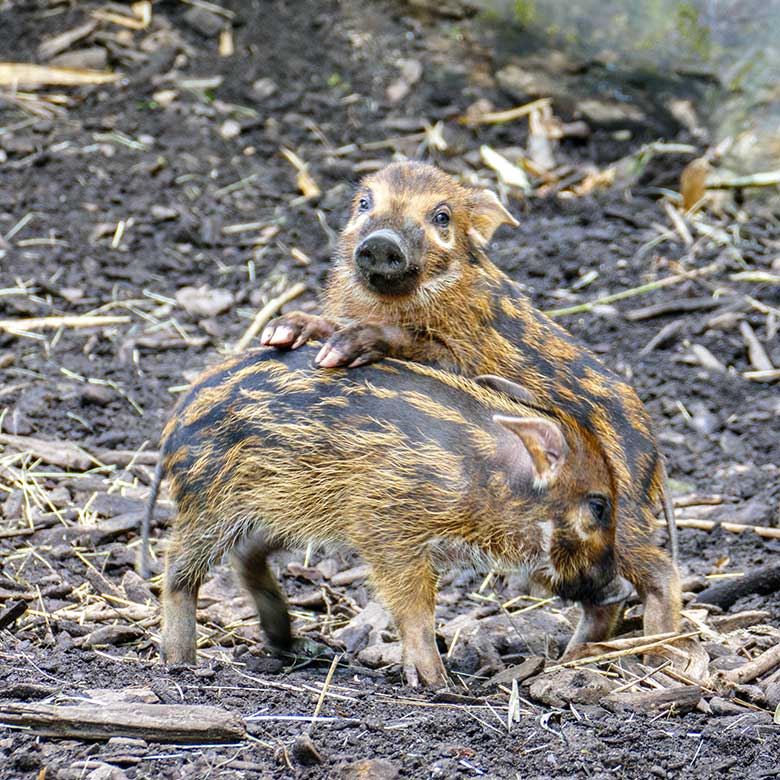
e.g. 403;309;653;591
433;210;450;227
357;195;372;213
588;494;610;527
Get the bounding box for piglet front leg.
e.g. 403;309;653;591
261;311;336;349
315;323;413;368
367;551;448;688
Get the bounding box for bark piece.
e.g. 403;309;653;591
695;565;780;610
0;433;93;470
337;759;399;780
601;685;702;715
292;733;323;766
0;701;246;743
487;656;546;687
0;600;27;630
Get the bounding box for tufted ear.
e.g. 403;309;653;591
494;414;566;487
466;188;519;247
475;374;539;406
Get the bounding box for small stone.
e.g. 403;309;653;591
763;682;780;710
332;600;390;654
337;759;399;779
709;696;747;716
151;205;178;221
244;655;285;674
220;119;241;139
487;656;545;687
89;493;144;517
121;570;154;604
496;64;562;100
85;764;128;780
357;641;402;670
315;557;339;580
176;285;235;319
577;99;646;124
183;6;224;36
292;734;323;766
529;668;616;708
80;383;114;406
80;625;143;648
733;684;767;707
688;402;719;436
106;737;147;750
252;77;277;99
84;687;159;705
50;46;107;70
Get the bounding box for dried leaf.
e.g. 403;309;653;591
480;145;530;192
680;157;710;211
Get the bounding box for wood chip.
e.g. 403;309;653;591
37;21;98;61
0;433;94;470
601;685;702;715
0;702;245;743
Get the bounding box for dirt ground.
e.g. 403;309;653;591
1;1;780;778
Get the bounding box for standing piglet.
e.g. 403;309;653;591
261;161;680;641
145;346;628;687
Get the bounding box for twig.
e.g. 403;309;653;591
309;654;341;734
232;282;306;353
626;297;727;322
546;632;699;671
656;517;780;540
545;262;721;318
724;645;780;685
461;98;552;126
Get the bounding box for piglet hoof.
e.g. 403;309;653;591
279;636;336;662
260;313;335;349
403;661;449;690
315;325;391;368
160;646;197;668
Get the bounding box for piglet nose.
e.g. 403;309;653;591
354;230;408;276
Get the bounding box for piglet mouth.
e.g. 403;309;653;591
353;229;421;297
357;265;421;297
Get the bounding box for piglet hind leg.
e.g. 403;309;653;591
161;538;205;666
233;534;331;659
368;553;448;689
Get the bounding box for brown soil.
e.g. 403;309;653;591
1;2;779;779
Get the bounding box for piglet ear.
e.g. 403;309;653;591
494;414;566;487
467;188;519;247
475;374;539;406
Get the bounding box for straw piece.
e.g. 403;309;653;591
0;62;119;87
0;315;130;333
